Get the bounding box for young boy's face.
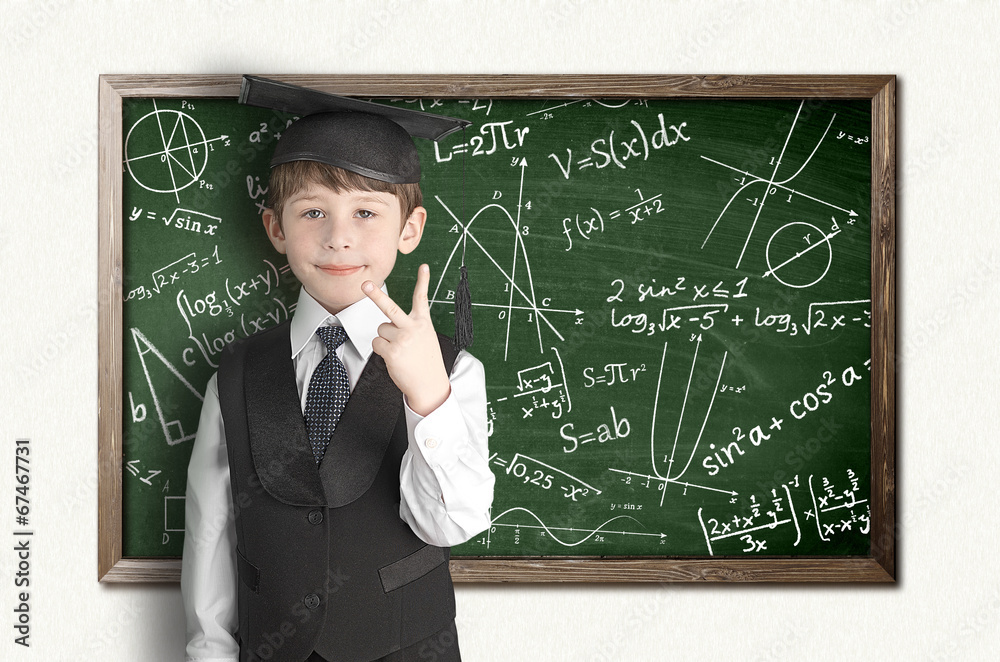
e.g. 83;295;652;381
262;183;427;315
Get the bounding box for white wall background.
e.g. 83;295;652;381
0;1;996;660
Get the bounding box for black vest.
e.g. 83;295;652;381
217;321;459;662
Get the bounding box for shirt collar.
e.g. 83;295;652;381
289;285;391;362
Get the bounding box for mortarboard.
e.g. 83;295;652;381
239;75;470;183
238;75;476;348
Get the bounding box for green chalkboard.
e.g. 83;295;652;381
119;89;874;563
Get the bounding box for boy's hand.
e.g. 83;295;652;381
362;264;451;417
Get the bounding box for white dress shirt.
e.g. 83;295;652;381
181;285;494;662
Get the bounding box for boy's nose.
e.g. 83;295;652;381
323;217;354;249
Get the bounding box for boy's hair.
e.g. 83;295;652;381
267;160;422;228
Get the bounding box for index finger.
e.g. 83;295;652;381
362;280;409;325
411;264;431;317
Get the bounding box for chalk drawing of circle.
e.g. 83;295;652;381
765;221;833;289
124;109;208;195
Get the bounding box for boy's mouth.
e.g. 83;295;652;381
318;264;364;276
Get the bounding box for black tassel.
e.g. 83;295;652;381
454;264;474;349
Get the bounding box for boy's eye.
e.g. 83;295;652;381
355;209;376;219
303;209;324;219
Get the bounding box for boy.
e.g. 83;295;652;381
182;77;495;662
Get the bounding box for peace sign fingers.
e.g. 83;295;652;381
411;263;432;319
362;279;410;327
362;265;450;414
362;264;434;324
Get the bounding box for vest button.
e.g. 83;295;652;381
304;593;320;610
308;509;324;525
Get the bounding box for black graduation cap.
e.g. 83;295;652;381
238;75;470;184
238;75;476;349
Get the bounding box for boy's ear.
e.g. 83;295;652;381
262;209;287;254
397;206;427;255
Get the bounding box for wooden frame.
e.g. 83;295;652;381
98;74;895;582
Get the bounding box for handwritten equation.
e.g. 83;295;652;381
561;188;667;251
493;350;572;419
549;113;691;179
697;469;868;555
124;244;222;302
